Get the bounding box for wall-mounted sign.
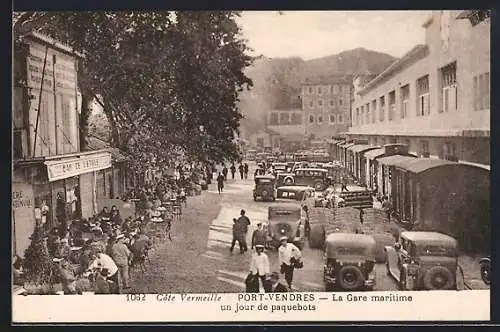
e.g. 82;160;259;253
45;152;112;182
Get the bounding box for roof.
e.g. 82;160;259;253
401;231;457;245
302;75;352;85
364;148;385;160
268;202;302;209
295;168;328;172
395;158;490;175
325;233;376;245
377;154;417;167
359;45;429;94
21;31;85;58
347;144;380;154
338;142;355;148
277;185;315;191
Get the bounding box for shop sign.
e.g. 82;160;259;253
12;184;34;210
45;152;112;182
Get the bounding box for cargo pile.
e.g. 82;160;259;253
324;207;361;235
361;208;402;262
337;190;373;209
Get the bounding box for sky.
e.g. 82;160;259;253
236;11;432;60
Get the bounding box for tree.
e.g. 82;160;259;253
22;225;57;287
25;11;253;167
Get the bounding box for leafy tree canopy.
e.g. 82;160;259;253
20;11;253;168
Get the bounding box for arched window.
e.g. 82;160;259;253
309;115;315;123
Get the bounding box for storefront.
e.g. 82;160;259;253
13;150;112;257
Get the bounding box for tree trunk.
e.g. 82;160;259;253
79;92;91;151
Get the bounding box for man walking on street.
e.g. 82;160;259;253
238;209;251;253
244;163;249;180
217;172;225;194
249;244;271;292
278;236;302;290
251;222;267;250
341;176;349;192
230;218;244;254
222;166;228;181
230;164;236;180
239;164;244;180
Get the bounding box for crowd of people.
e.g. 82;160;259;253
216;163;249;194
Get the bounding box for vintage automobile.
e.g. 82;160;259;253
253;175;276;202
323;233;377;291
384;231;459;291
281;168;330;191
271;162;288;175
276;185;315;202
267;203;306;250
479;256;491;285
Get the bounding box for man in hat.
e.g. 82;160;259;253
237;210;251;252
87;250;120;294
251;222;267;250
278;236;302;290
110;234;133;291
268;272;289;292
249;244;271;292
54;256;78;294
230;218;244;254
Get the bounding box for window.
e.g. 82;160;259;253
440;62;457;112
420;140;430;158
270;112;279;125
309;115;315;123
329;99;335;107
417;75;430;116
329;114;336;124
355;108;359;125
280;112;290;124
365;103;370;123
342;85;348;93
338;114;343;124
474;72;490;111
339;98;343;106
309;100;314;108
379;96;385;121
318;99;323;107
317;86;322;95
372;100;377;123
333;85;339;94
308;86;313;94
389;90;396;120
360;106;364;125
318;115;323;124
400;84;409;119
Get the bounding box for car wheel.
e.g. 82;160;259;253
314;181;325;191
423;266;454;290
480;262;491;285
308;225;325;249
337;265;364;291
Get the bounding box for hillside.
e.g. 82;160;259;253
237;48;397;139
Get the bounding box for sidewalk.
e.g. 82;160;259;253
129;186;224;293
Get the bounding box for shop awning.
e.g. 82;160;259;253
350;144;380;154
377;154;417;167
364;148;385;160
44;151;112;182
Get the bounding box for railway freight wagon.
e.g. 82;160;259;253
387;158;490;254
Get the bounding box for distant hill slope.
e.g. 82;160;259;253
238;48;397;139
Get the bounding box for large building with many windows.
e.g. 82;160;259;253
347;10;490;169
301;75;352;140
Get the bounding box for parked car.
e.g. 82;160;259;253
323;233;377;291
253;175;276;202
384;231;458;291
267;203;305;250
479;256;491;285
276;185;315;202
282;168;330;191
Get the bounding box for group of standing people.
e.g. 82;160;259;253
216;163;250;194
230;210;303;293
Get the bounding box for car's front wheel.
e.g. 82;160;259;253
423;266;454;290
314;181;325;191
480;261;491;285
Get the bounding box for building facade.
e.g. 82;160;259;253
348;10;490;169
12;32;115;257
301;75;352;140
267;108;306;145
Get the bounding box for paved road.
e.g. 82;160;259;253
204;163;398;292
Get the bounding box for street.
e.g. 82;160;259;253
130;164;398;293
